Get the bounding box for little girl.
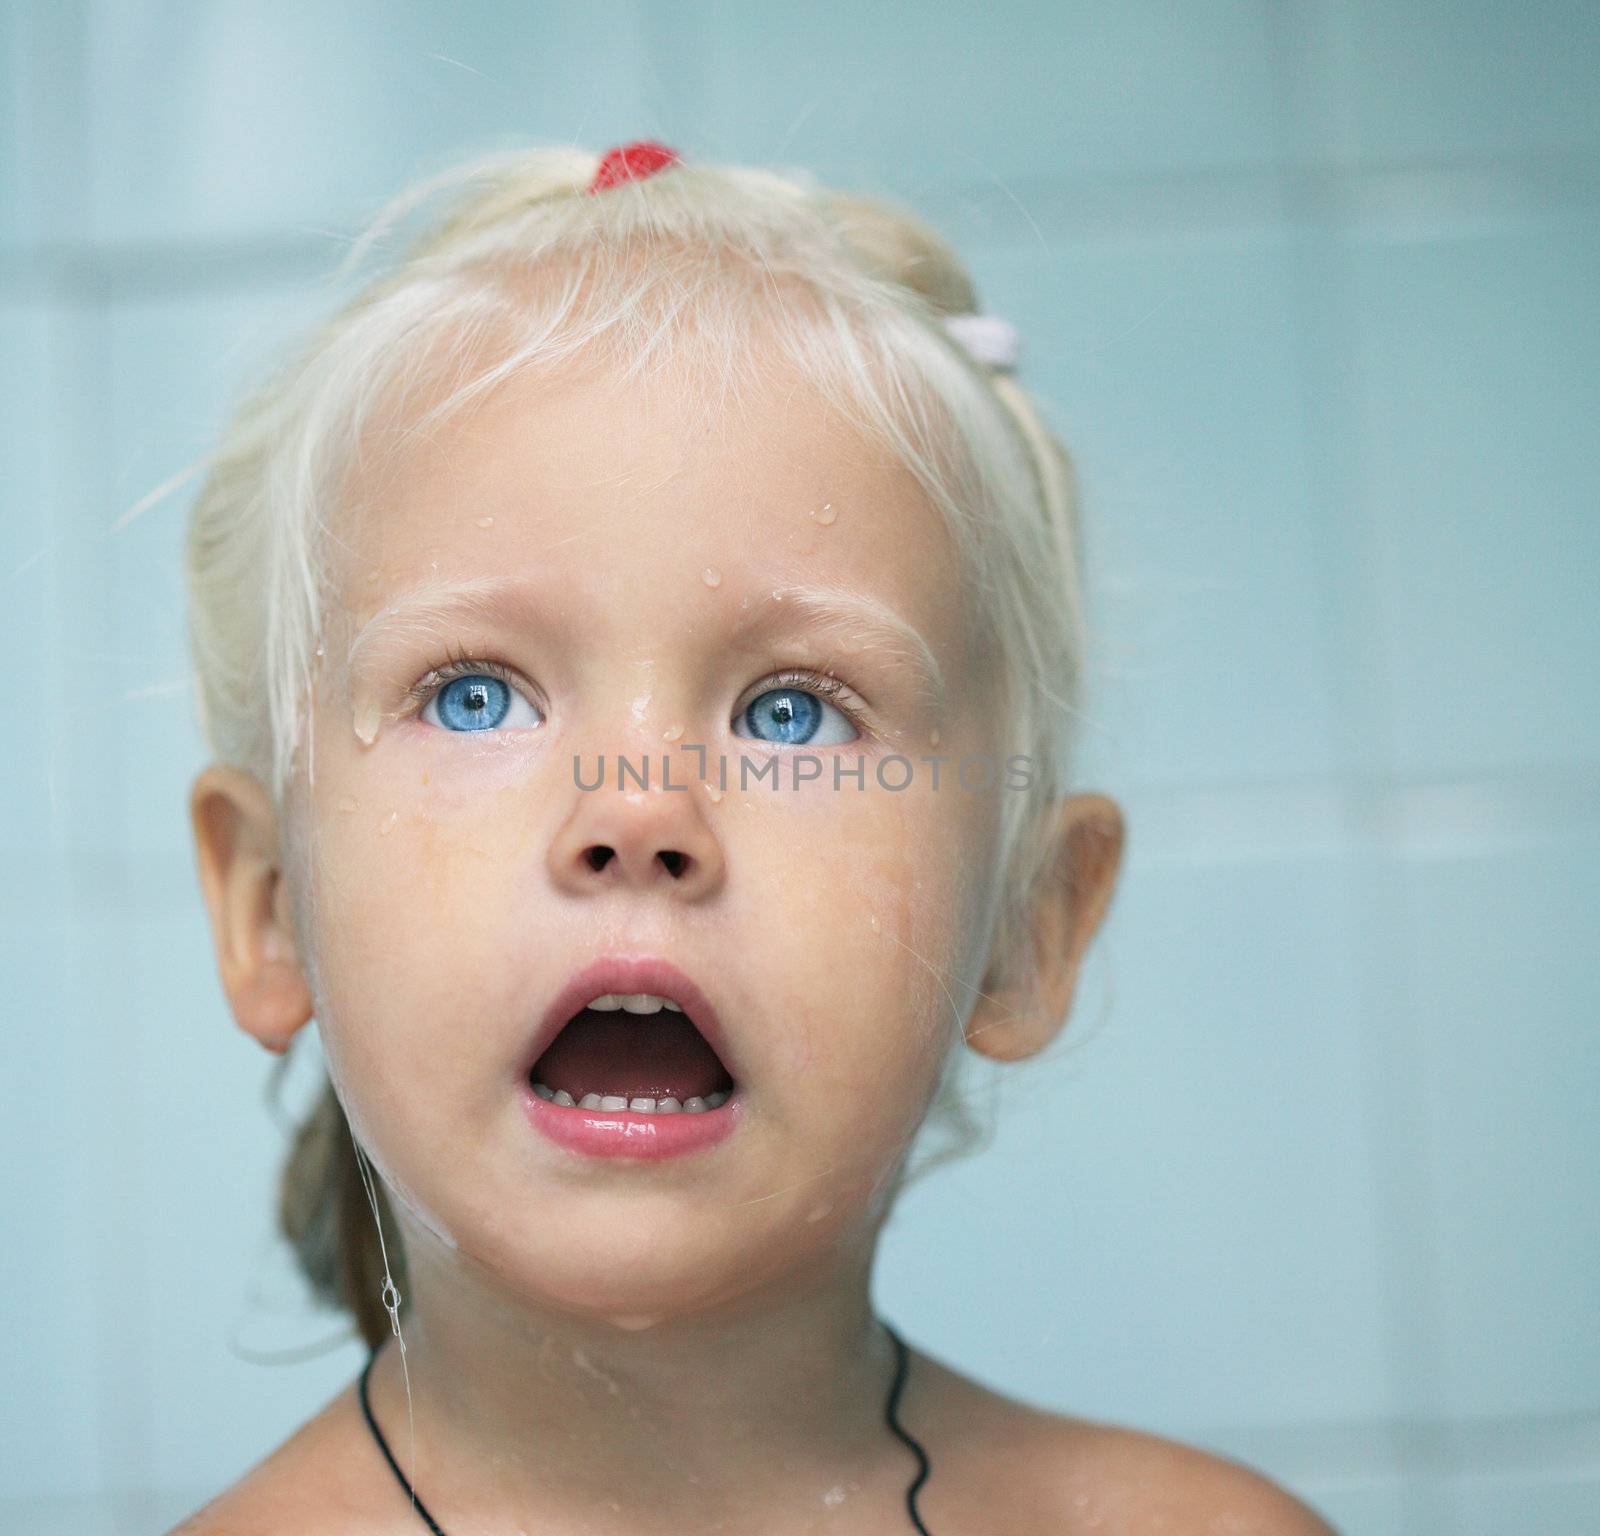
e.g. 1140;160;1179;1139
175;140;1335;1535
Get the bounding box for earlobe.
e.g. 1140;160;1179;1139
189;765;315;1056
964;792;1126;1065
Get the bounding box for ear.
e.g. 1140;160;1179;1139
965;792;1126;1063
188;764;314;1056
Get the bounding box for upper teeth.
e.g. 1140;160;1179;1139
585;993;684;1014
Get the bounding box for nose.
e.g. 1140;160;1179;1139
547;765;726;902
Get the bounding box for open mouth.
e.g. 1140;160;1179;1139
529;993;737;1115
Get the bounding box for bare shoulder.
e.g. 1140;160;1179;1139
1028;1410;1340;1534
905;1346;1339;1535
162;1377;388;1536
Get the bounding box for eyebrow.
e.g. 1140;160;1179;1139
344;573;948;710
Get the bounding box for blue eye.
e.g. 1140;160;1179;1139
420;670;543;733
733;684;857;747
409;660;861;744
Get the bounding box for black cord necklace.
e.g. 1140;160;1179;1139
358;1318;934;1533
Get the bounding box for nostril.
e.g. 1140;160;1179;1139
578;846;688;877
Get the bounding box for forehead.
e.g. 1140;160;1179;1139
329;353;980;661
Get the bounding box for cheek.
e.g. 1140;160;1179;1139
314;743;524;922
301;796;518;1098
744;782;984;1081
853;784;982;999
897;797;997;1071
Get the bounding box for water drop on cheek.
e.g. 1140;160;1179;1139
379;809;398;835
353;697;383;745
704;781;723;804
662;722;684;742
815;501;837;525
606;1313;660;1331
476;515;495;528
701;566;722;588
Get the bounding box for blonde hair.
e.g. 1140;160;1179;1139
183;143;1092;1347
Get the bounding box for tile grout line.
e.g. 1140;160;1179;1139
1261;6;1458;1532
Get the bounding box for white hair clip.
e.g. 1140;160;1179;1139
941;312;1020;374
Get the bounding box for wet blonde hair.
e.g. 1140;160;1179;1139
183;143;1092;1348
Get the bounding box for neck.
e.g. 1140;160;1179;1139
362;1223;906;1531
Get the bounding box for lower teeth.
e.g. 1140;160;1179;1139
531;1084;730;1113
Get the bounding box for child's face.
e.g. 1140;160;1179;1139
295;348;1008;1313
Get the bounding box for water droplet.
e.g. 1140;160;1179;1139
704;781;723;804
816;501;837;525
379;810;398;836
314;643;324;658
928;728;941;746
661;722;684;742
701;566;721;588
353;697;383;745
475;515;494;528
868;913;880;931
337;795;357;814
607;1313;660;1331
823;1485;847;1507
806;1200;833;1223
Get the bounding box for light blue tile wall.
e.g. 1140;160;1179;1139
1347;213;1600;778
5;4;1596;1533
980;224;1344;787
79;0;663;245
102;284;333;858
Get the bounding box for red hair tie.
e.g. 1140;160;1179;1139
587;140;683;193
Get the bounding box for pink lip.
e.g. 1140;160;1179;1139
520;1082;744;1160
519;955;744;1090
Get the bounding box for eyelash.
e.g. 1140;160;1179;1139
400;644;872;735
400;640;525;715
747;667;870;736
